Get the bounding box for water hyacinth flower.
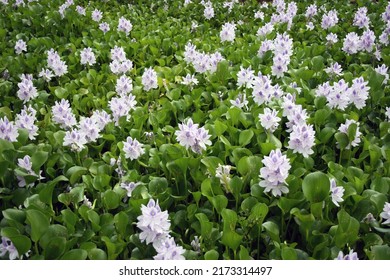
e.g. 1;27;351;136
375;64;389;84
0;237;19;260
325;62;342;77
136;199;171;247
115;75;133;96
39;68;54;82
75;5;86;16
122;136;145;160
154;236;185;260
109;94;136;125
305;4;317;18
80;47;96;66
17;74;38;103
321;9;338;29
47;49;68;77
203;2;214;20
335;250;359;260
63;129;88;152
220;22;236;43
338;119;361;149
15;105;38;140
259;108;281;133
142;67;158;91
175;118;211;153
236;66;255;88
330;178;344;207
181;73;198;91
91;9;103;22
342;32;361;55
99;22;110;33
52;99;77;129
117;17;132;36
0;117;19;142
78;117;100;143
16;155;44;187
215;163;232;192
259;149;291;197
15;39;27;55
353;7;370;29
326;33;338;45
287;123;316;158
120;181;141;197
380;202;390;225
349;77;370;109
230;93;248;110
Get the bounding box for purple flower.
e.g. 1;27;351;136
91;9;103;22
0;237;19;260
0;117;19;142
120;181;141;197
335;250;358;260
154;236;185;260
80;47;96;66
380;202;390;225
137;199;171;247
122;136;145;160
142;67;158;91
338;119;361;149
330;178;344;207
259;149;291;197
52;99;77;129
17;74;38;103
117;17;132;36
259;108;281;133
15;39;27;55
287;123;316;158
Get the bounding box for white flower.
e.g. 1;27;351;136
117;17;132;35
154;236;185;260
15;39;27;55
0;117;19;142
287;123;316;158
220;22;236;43
335;250;359;260
80;47;96;66
259;108;281;133
236;66;255;88
122;136;145;160
17;74;38;103
0;237;19;260
142;67;158;91
259;149;291;197
120;181;141;197
230;93;248;110
52;99;77;129
63;129;87;152
330;178;344;207
15;105;38;140
380;202;390;225
136;199;171;247
91;9;103;22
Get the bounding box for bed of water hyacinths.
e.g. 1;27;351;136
0;0;390;260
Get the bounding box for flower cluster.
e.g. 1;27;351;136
321;9;338;29
142;67;158;91
183;42;224;74
91;9;103;22
335;250;359;260
108;93;136;125
17;74;38;103
220;22;236;43
380;202;390;225
109;46;133;75
305;4;318;19
52;99;77;129
343;29;376;55
316;77;370;110
15;105;38;140
202;1;214;20
16;155;43;187
45;48;68;77
259;149;291;197
80;47;96;66
0;117;19;142
215;163;232;192
353;7;370;29
99;22;110;33
122;136;145;160
258;108;281;133
117;16;132;36
181;73;198;91
137;199;185;260
120;181;141;197
15;39;27;55
175;118;211;153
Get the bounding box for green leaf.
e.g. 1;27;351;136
26;209;50;242
60;249;88;260
237;156;262;176
9;235;31;257
209;195;228;214
44;237;66;260
102;190;120;210
31;151;48;172
302;171;330;203
281;247;298;260
2;209;26;224
88;248;107;260
221;209;243;251
114;211;129;236
369;245;390;260
66;166;88;185
335;132;349;150
334;209;360;248
204;249;219;260
262;221;280;243
239;129;254;146
214;119;227;136
239;245;252;260
215;60;230;83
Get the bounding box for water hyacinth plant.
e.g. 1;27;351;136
0;0;389;261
